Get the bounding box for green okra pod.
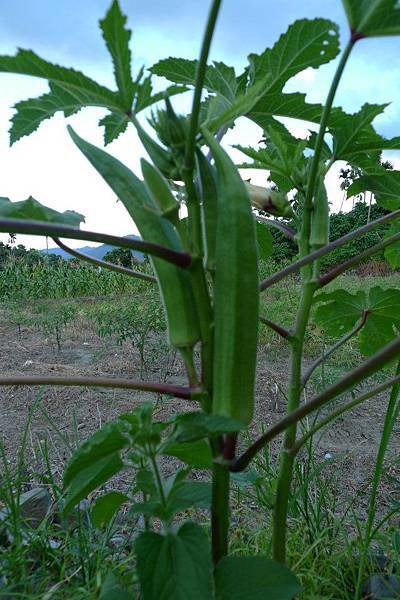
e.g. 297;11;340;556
141;158;180;226
68;126;200;350
203;128;259;426
196;148;218;273
310;179;329;250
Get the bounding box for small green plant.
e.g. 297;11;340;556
28;303;77;352
89;291;165;368
2;0;400;597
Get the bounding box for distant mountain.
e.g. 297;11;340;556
42;235;144;261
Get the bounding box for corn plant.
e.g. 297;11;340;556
2;1;400;597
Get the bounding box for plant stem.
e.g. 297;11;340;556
53;238;156;283
0;376;193;398
254;215;296;240
230;321;400;472
184;0;223;174
272;281;316;562
354;358;400;599
211;461;230;564
259;209;400;290
183;0;222;256
0;219;192;267
260;316;292;340
300;39;354;254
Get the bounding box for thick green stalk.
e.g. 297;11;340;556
272;281;316;562
271;40;354;563
259;209;400;290
211;461;230;564
183;0;222;256
300;39;354;255
355;358;400;599
184;0;223;174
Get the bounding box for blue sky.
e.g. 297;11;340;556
1;0;400;247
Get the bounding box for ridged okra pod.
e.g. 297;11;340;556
310;179;329;250
203;128;259;426
68;126;200;350
141;158;180;227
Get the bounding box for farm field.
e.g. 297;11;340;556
1;270;399;598
3;0;400;597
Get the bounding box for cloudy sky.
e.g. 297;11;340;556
1;0;400;249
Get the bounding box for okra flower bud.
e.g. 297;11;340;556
245;182;294;218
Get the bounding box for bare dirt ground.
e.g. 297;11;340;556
0;304;399;519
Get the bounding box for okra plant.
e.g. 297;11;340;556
2;0;400;597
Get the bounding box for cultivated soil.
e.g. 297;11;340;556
0;300;399;521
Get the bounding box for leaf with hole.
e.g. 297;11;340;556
248;19;339;91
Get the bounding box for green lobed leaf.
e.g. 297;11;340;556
150;59;238;102
248;19;340;91
249;92;349;131
342;0;400;37
347;171;400;210
215;556;301;600
99;0;134;109
135;522;213;600
63;453;124;514
99;112;129;145
314;286;400;356
91;491;129;528
152;20;340;134
0;49;122;143
255;221;273;261
330;103;400;168
0;196;85;227
162;440;213;469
